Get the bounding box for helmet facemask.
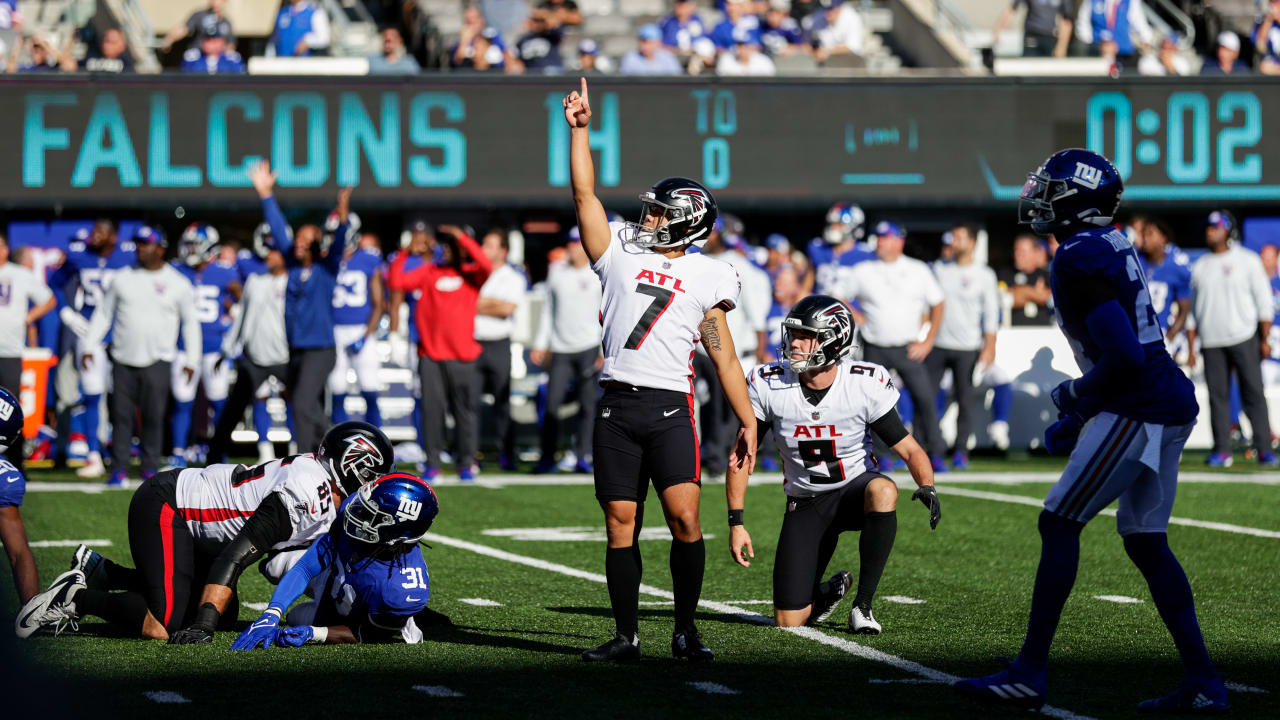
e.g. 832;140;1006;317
343;486;394;544
781;321;838;374
1018;169;1116;236
625;190;708;249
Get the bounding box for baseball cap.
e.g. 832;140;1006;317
481;26;501;41
733;28;762;46
199;23;230;40
765;233;790;252
874;221;905;240
578;39;599;55
133;225;167;247
1206;210;1234;230
407;219;431;234
637;24;661;41
1217;31;1240;52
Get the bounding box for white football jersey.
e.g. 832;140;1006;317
593;221;741;394
174;454;338;554
749;358;899;498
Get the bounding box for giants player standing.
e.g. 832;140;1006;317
727;296;940;633
563;78;757;663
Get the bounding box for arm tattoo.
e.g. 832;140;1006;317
701;316;723;352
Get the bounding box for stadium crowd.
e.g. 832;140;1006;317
3;183;1278;485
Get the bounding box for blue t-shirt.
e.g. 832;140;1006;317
659;14;708;51
179;48;246;74
760;16;804;56
1049;226;1198;424
332;249;382;327
0;457;25;508
1139;249;1191;331
48;238;137;319
177;260;240;354
710;15;760;50
312;528;430;630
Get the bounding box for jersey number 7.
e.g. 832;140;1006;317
624;284;676;350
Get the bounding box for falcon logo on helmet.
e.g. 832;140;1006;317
340;433;384;483
779;295;856;373
625;177;719;249
317;420;395;495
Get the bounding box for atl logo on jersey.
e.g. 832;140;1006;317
792;424;843;438
634;269;686;293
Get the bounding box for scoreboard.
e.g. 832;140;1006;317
2;75;1276;209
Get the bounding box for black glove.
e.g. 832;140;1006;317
912;485;941;530
168;603;219;644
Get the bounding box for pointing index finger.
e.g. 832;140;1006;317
580;76;588;100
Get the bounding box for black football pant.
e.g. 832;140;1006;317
862;343;944;457
419;356;478;469
208;357;289;463
110;360;170;476
0;356;23;470
477;339;515;459
924;347;979;454
287;346;335;454
1203;338;1272;455
540;347;599;463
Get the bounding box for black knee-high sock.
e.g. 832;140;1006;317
101;558;140;591
853;511;897;609
810;531;841;604
670;538;705;630
606;546;641;638
76;589;150;634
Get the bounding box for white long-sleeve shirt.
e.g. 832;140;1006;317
223;271;289;366
933;260;999;352
1190;245;1273;349
0;262;52;358
86;264;200;369
534;262;602;354
841;255;944;347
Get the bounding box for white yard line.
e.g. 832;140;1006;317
1224;682;1270;694
940;487;1280;539
1093;595;1144;604
30;539;112;548
688;681;741;695
143;691;190;704
422;531;1095;720
459;598;503;607
412;685;464;698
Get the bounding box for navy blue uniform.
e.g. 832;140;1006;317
1139;248;1192;331
1049;226;1197;425
0;457;25;508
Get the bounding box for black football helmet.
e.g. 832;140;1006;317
779;295;855;373
316;421;395;496
626;177;718;249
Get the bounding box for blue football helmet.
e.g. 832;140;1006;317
823;203;866;245
1019;148;1123;236
0;386;24;453
343;472;440;545
179;223;220;267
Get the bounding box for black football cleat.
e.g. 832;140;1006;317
809;570;853;624
582;633;641;662
671;626;714;663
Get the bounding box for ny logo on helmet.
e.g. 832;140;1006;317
672;189;708;223
340;434;385;480
1072;162;1103;190
396;497;422;522
0;397;13;421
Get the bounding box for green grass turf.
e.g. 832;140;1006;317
4;464;1278;719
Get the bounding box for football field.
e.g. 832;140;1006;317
5;457;1278;720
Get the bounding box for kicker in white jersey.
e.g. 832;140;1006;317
593;221;741;394
749;358;900;497
173;454;337;553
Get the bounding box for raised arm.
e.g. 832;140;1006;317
563;78;611;264
251;161;294;258
387;248;435;292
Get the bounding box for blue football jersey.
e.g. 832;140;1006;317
764;300;790;362
1050;227;1197;425
807;237;874;297
48;239;137;319
0;457;25;508
1268;276;1280;363
332;249;382;326
1139;250;1192;331
177;261;240;354
235;249;268;280
312;529;430;632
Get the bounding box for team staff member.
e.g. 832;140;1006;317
728;297;939;633
474;229;527;470
207;232;290;465
83;226;200;486
531;229;602;474
1188;211;1277;467
928;224;998;468
0;233;56;469
840;222;948;471
251;162;352;455
564;78;757;663
388;224;493;481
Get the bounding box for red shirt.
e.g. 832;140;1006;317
388;232;493;362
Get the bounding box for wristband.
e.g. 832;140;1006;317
309;626;328;644
193;602;221;629
728;509;744;527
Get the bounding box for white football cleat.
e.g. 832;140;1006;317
256;441;276;465
70;544;107;591
15;569;85;639
75;452;105;478
988;421;1010;451
849;603;882;635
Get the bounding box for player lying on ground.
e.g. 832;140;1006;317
563;77;758;663
727;296;940;632
232;472;439;648
954;148;1228;714
15;421;393;641
0;386;39;608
